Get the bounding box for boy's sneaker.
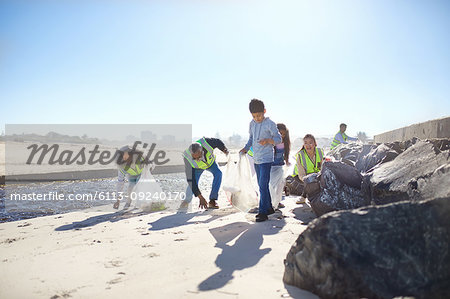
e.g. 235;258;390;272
255;214;268;222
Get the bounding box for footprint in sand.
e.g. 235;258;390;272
17;222;31;227
2;237;24;244
107;277;122;285
143;252;159;258
104;260;123;268
50;289;76;298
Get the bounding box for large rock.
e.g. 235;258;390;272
370;140;450;204
355;144;399;173
308;161;368;217
313;139;450;215
284;197;450;299
329;142;402;173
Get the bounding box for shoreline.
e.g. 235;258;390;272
1;162;228;184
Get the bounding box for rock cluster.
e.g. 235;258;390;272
307;139;450;216
284;139;450;298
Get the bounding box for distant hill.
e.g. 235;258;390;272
2;131;100;144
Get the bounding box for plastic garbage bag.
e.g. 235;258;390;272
132;165;169;212
247;154;256;177
222;154;259;212
269;165;288;208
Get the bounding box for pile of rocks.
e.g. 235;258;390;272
306;139;450;216
284;138;450;298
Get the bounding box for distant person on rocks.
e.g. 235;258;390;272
180;137;229;210
330;123;358;150
113;146;152;210
286;134;324;204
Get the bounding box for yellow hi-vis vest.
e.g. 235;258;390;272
293;148;324;176
120;156;145;177
183;137;215;169
330;132;348;150
247;146;254;157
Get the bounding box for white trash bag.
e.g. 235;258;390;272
269;165;290;208
222;154;259;212
132;165;169;212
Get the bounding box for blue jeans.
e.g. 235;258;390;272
185;161;222;202
254;162;272;215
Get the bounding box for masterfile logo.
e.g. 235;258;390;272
4;124;192;180
25;141;170;166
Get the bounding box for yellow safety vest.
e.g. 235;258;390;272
120;156;145;176
183;137;215;169
247;146;254;157
330;132;348;149
293;148;324;176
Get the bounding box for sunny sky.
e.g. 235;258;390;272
1;0;449;140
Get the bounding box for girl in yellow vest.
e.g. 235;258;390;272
290;134;324;204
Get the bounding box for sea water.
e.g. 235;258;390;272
0;172;195;223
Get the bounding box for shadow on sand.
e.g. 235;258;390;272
197;217;286;291
291;205;316;225
54;208;145;231
147;207;236;231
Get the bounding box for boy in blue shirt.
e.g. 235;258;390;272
240;99;282;222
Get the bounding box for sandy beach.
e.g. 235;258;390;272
0;194;318;299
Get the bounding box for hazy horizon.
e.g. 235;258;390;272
1;1;449;138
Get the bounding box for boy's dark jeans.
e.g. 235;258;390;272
254;162;272;215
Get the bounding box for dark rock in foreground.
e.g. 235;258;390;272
284;197;450;299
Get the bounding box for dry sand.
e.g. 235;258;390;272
0;195;318;299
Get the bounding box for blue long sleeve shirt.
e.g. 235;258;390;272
244;117;282;164
334;132;358;144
